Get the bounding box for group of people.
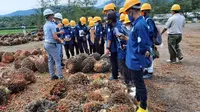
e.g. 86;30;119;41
43;0;185;111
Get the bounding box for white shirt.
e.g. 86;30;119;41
165;13;185;34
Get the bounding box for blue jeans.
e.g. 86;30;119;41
44;43;63;78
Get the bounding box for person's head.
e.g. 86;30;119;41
119;7;124;15
93;16;102;26
80;17;87;26
103;3;115;15
123;0;141;22
54;13;63;23
106;11;117;26
123;14;132;30
88;17;93;23
89;20;95;28
70;20;76;28
171;4;181;15
140;3;152;16
120;13;126;23
62;18;69;27
43;9;54;21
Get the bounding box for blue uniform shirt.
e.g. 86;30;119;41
145;15;155;46
107;25;117;53
95;24;104;39
62;26;72;45
126;16;151;70
43;21;57;43
116;12;120;21
76;24;89;41
70;27;76;43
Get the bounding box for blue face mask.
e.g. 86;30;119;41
95;23;98;26
128;12;134;22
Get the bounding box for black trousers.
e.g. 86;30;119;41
73;42;79;55
129;69;147;109
64;44;74;59
118;59;130;84
89;45;96;54
95;38;105;55
110;52;119;79
78;39;89;54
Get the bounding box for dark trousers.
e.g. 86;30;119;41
110;52;119;79
64;44;74;59
118;59;130;84
73;42;79;55
129;69;147;109
168;34;183;61
78;40;89;54
90;45;96;54
95;38;104;55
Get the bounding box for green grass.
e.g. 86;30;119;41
0;29;36;35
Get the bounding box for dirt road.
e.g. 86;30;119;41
1;23;200;112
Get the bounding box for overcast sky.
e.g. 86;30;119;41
0;0;107;15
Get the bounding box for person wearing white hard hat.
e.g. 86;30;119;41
43;9;65;80
54;13;65;68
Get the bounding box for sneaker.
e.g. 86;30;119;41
178;57;183;61
143;73;153;79
166;60;176;64
51;75;59;80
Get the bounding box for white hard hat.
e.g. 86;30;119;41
54;13;63;20
43;9;54;16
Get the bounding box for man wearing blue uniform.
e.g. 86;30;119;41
105;11;119;80
54;13;65;68
62;18;74;59
94;16;104;55
43;9;64;80
141;3;156;79
70;20;79;55
123;0;151;111
76;17;89;54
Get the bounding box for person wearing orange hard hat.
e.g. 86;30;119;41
161;4;185;63
123;0;152;112
70;20;79;55
141;3;157;80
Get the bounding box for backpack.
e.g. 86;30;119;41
146;18;162;45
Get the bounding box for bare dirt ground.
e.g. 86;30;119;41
0;23;200;112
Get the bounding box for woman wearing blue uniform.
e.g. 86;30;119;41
43;9;64;80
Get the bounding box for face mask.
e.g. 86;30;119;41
125;26;131;30
128;11;134;22
71;26;75;28
64;25;68;27
95;23;98;26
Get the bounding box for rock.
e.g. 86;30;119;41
1;52;14;63
89;53;101;60
24;99;57;112
94;60;111;73
34;55;48;73
81;57;96;73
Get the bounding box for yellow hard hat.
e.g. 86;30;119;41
171;4;181;11
123;0;141;12
88;17;93;22
70;20;76;27
120;13;126;22
62;18;69;25
119;8;124;14
80;17;87;25
110;3;117;9
89;20;95;27
141;3;152;11
103;4;115;13
93;16;102;23
123;14;131;24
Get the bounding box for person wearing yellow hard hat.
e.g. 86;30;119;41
123;14;132;33
88;20;96;54
103;3;120;21
161;4;185;63
119;7;124;15
76;17;90;54
62;18;74;59
70;20;79;55
43;9;64;80
93;16;104;55
120;13;126;23
88;17;93;22
141;3;156;80
123;0;152;112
